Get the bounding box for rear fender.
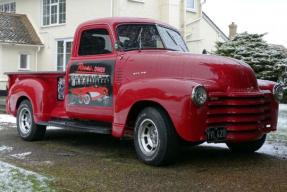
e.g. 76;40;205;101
7;78;51;123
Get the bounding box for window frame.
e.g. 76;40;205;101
41;0;66;27
56;38;73;71
115;23;189;52
128;0;145;3
116;24;165;52
0;1;16;13
18;54;30;71
75;25;115;58
186;0;196;12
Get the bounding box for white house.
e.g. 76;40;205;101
0;0;228;91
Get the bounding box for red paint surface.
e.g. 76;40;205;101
5;18;279;142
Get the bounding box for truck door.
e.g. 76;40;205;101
65;25;116;121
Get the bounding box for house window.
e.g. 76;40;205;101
57;40;72;71
19;54;29;70
186;0;196;11
0;2;16;13
43;0;66;26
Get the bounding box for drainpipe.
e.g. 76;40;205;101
181;0;187;39
35;46;41;71
111;0;114;17
185;0;206;37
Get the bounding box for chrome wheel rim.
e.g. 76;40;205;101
138;119;159;156
19;107;32;135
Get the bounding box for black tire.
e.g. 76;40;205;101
134;107;179;166
16;100;46;141
226;134;266;153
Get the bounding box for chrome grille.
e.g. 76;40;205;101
207;93;272;132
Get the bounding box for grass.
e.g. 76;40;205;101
0;161;55;192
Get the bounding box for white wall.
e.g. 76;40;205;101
1;0;224;74
186;17;227;54
15;0;112;71
0;44;38;89
0;44;5;90
2;44;37;71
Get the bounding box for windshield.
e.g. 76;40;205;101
117;24;164;51
157;26;189;52
116;24;188;52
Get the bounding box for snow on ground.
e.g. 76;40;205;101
0;145;13;153
0;114;16;124
0;114;62;130
279;104;287;112
0;161;53;192
10;152;32;160
201;142;287;159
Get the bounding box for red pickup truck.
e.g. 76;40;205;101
5;17;284;165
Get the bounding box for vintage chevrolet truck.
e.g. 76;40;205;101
5;18;284;165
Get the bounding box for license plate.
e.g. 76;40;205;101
206;127;227;143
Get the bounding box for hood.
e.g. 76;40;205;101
158;52;259;93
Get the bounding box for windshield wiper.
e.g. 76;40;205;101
137;27;143;50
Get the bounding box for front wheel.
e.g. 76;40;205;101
134;107;179;166
17;100;46;141
226;134;266;153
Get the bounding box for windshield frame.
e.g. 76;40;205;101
156;24;189;52
115;23;189;52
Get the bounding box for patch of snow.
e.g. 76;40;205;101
0;114;16;124
201;142;287;159
279;104;287;112
258;141;287;158
10;152;32;160
47;126;63;130
0;145;13;153
0;161;53;192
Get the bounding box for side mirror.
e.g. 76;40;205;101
114;41;124;52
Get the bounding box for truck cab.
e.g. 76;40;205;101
5;17;284;165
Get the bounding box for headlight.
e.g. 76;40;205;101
192;85;208;106
273;84;284;102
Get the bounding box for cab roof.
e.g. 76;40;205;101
78;17;178;32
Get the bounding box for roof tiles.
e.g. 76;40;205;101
0;12;42;45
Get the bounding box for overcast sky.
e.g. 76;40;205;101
202;0;287;47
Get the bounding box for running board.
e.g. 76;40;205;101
39;119;112;134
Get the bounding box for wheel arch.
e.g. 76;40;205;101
125;100;174;134
16;96;31;111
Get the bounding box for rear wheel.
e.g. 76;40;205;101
17;100;46;141
226;134;266;153
134;107;179;166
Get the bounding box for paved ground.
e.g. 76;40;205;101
0;106;286;191
0;126;286;191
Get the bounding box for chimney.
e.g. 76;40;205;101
229;22;237;40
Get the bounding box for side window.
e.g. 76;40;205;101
78;28;112;56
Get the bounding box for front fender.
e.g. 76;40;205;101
112;78;207;141
7;78;51;123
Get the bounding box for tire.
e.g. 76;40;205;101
134;107;179;166
226;134;266;153
83;93;91;105
16;100;46;141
